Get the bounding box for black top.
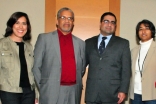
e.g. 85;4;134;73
16;42;30;88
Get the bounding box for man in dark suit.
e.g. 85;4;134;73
33;7;85;104
85;12;131;104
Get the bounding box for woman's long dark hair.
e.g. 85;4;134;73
4;12;31;41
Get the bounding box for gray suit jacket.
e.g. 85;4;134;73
85;35;131;103
32;31;85;104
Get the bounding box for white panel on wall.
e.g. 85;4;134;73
120;0;156;49
0;0;45;46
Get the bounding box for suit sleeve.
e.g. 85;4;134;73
32;34;45;88
27;43;40;99
85;40;89;67
0;43;2;85
119;40;131;93
81;41;86;77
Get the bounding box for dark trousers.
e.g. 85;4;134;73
131;93;156;104
86;94;120;104
0;88;35;104
86;102;118;104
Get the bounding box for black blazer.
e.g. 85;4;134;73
85;35;131;103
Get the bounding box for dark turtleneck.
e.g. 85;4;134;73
16;42;30;88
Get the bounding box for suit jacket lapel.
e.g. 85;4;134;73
72;36;78;65
131;46;140;75
143;41;156;71
51;31;61;63
95;35;116;55
102;35;116;54
92;35;101;56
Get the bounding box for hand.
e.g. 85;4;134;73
117;92;126;104
35;98;39;104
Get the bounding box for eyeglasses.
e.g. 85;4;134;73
102;20;116;25
59;16;74;21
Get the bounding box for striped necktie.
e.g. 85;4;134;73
99;37;107;54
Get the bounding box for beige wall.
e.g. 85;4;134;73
0;0;45;46
120;0;156;49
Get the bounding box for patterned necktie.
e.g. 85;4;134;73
99;37;107;54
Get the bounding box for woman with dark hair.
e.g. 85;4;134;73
129;19;156;104
0;12;37;104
